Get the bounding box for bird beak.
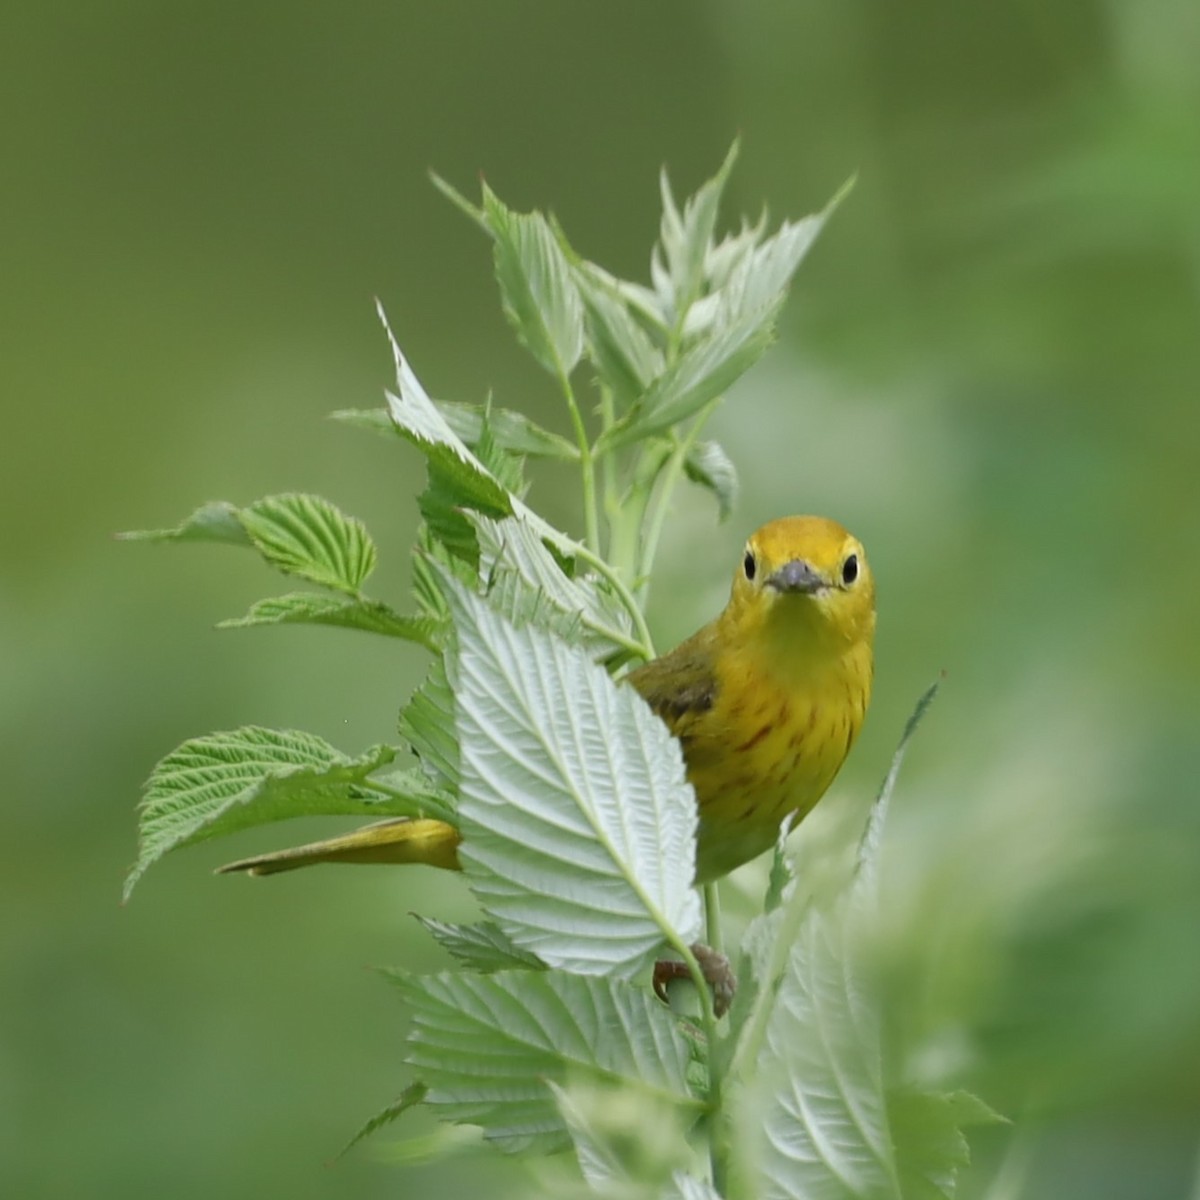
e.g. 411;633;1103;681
766;559;827;595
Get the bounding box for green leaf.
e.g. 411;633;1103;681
238;493;377;595
117;500;252;547
573;261;665;405
855;679;941;896
888;1089;1005;1200
218;592;441;648
125;728;398;899
472;514;634;657
328;406;401;439
439;401;578;461
654;141;739;327
415;918;546;973
120;494;380;597
388;970;699;1154
398;657;461;791
763;812;799;915
337;1082;428;1160
683;440;739;522
550;1080;694;1199
378;305;513;559
751;900;900;1200
601;303;779;450
481;184;584;377
662;1173;723;1200
448;583;701;976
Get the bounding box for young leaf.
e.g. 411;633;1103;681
481;184;584;378
414;917;546;973
600;303;780;451
448;583;702;977
238;493;377;595
117;501;251;548
218;592;441;648
572;261;666;405
388;970;699;1154
683;440;739;523
125;729;400;899
855;679;941;896
655;142;739;327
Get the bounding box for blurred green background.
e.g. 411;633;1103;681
4;2;1198;1196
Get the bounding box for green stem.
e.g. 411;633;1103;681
558;367;600;557
703;884;724;959
635;400;720;599
724;881;812;1086
572;542;656;661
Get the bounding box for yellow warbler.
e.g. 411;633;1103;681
220;515;874;884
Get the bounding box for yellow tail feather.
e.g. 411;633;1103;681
217;818;461;876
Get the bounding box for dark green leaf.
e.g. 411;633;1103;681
337;1082;429;1160
219;592;441;648
125;729;397;898
398;657;460;791
238;493;377;595
415;918;546;972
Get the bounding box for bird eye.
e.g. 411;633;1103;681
841;553;859;585
743;551;756;581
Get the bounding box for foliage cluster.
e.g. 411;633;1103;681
125;147;996;1198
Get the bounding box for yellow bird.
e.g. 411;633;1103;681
220;516;875;885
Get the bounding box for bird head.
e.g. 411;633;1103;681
727;515;876;650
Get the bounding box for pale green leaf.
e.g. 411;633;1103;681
218;592;441;647
662;1173;723;1200
482;184;584;377
889;1089;1005;1200
238;493;376;595
601;304;779;450
415;918;546;973
333;403;577;462
854;679;941;897
655;141;739;326
378;303;514;522
125;728;398;899
472;514;634;657
683;440;739;522
440;401;578;460
551;1080;693;1199
573;261;665;405
337;1082;428;1160
389;971;699;1154
753;901;900;1200
117;501;251;547
448;583;702;976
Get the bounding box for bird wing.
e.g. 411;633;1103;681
626;634;723;766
